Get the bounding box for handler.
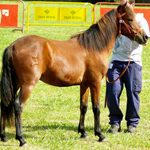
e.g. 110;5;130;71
106;0;149;133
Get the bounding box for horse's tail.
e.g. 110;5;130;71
0;46;16;126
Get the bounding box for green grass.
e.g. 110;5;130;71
0;1;150;150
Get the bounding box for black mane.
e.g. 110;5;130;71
71;9;118;51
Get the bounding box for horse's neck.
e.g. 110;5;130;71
106;34;118;58
97;10;118;57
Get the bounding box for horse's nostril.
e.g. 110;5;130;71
145;35;148;40
144;35;148;42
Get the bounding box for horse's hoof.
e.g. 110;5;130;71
101;138;107;142
22;143;28;147
99;137;107;142
1;138;7;142
80;132;88;139
80;132;89;141
20;143;28;147
80;135;89;141
19;142;27;147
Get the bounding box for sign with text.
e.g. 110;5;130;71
27;2;93;33
34;7;86;22
34;7;59;21
60;7;86;21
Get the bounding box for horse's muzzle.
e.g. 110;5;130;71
142;35;149;46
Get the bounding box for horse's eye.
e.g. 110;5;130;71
128;19;133;21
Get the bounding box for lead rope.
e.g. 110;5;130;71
104;41;132;108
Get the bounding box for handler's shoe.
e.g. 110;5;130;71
127;125;136;133
108;124;121;134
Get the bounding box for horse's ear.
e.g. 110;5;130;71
117;2;127;13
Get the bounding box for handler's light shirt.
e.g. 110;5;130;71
110;13;150;66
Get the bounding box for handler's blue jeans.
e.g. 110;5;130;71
106;61;142;127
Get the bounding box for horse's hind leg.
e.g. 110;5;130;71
0;105;6;142
14;84;35;146
78;85;89;138
90;84;106;142
0;92;16;142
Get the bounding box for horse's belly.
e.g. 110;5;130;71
40;70;83;87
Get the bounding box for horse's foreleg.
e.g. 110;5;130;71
78;85;89;138
14;85;34;146
90;84;106;142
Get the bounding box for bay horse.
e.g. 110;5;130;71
0;3;148;146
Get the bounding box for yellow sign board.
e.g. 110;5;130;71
27;2;94;33
34;7;59;21
34;7;86;22
61;7;86;21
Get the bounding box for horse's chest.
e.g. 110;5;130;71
87;55;108;78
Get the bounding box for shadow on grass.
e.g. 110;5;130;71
23;123;77;132
23;123;109;133
22;122;109;137
2;123;109;141
4;133;15;141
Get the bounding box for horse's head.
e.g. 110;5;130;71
117;2;149;45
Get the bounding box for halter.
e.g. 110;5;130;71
116;9;142;36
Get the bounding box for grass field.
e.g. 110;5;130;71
0;1;150;150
